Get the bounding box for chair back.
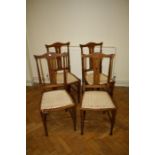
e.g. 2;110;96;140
80;42;103;78
45;42;71;72
34;52;69;88
82;53;115;90
80;42;103;55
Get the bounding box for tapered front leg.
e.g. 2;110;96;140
73;106;77;131
68;106;76;131
110;109;116;135
109;81;115;97
40;111;48;136
80;110;85;135
83;111;86;121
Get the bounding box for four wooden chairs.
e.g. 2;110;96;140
34;42;117;136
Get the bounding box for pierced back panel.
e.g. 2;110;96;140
82;53;115;88
45;42;70;71
34;52;69;86
80;42;103;70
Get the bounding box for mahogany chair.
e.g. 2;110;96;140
80;42;115;96
34;52;76;136
45;42;81;103
80;53;117;135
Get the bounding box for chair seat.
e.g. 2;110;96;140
41;90;74;110
81;91;115;109
57;72;78;84
85;72;108;85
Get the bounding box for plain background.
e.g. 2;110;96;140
0;0;155;155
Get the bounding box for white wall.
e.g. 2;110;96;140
26;38;33;86
26;0;129;86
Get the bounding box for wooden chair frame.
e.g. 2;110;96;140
45;42;81;103
80;42;115;96
80;53;117;135
80;42;103;74
34;52;76;136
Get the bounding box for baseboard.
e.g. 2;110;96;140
115;80;129;87
26;78;129;87
26;80;33;86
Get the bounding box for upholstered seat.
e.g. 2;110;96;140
57;72;78;84
82;91;115;109
85;72;108;85
41;90;74;110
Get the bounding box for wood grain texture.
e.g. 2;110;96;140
27;86;129;155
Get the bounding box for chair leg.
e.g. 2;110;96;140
67;85;71;93
109;82;115;97
73;106;76;131
78;81;81;104
110;110;116;135
68;107;76;131
40;111;48;136
80;110;85;135
83;111;86;121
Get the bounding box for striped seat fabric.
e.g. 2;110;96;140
41;90;74;110
82;91;115;109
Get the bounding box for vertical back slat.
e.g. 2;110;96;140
47;54;52;84
83;56;87;78
35;57;42;84
39;59;45;84
92;55;101;85
62;54;67;87
67;43;71;72
56;47;62;69
108;55;114;82
49;56;57;84
66;55;68;70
